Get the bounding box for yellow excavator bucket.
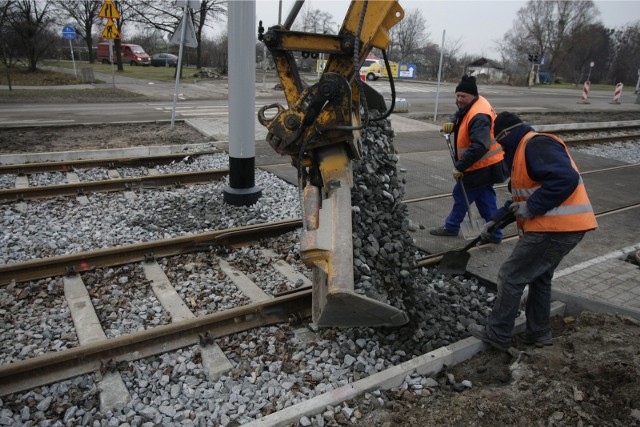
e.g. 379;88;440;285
300;145;408;327
258;0;408;327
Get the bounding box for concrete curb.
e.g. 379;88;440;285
243;301;566;427
0;142;216;164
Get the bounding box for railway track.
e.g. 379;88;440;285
0;220;313;395
1;120;638;425
1;123;638;203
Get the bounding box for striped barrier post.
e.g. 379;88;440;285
577;81;590;104
610;83;623;104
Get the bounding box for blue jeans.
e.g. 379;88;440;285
485;231;586;347
445;183;501;240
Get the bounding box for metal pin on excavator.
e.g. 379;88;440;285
258;0;409;327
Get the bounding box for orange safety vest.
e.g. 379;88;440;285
511;131;598;233
455;96;503;172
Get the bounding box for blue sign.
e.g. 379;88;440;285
62;25;76;40
399;64;417;79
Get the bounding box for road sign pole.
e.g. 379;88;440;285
68;39;77;78
433;29;445;121
171;2;190;129
109;39;115;88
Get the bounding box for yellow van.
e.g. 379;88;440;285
361;59;383;81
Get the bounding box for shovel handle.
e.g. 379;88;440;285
460;209;515;252
441;133;475;219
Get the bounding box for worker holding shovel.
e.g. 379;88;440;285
468;112;598;352
430;75;507;241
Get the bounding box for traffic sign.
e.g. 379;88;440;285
62;25;76;40
175;0;201;8
101;19;120;40
99;0;120;19
169;15;198;48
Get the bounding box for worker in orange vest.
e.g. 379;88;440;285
468;112;598;352
431;75;507;242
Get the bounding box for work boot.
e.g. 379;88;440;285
517;333;553;348
468;324;511;352
429;226;458;237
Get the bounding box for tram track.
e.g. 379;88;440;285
0;219;313;397
0;169;229;202
0;219;302;286
0;122;638;203
414;201;640;268
1;119;638;425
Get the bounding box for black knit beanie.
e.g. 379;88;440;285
455;75;478;96
494;111;524;138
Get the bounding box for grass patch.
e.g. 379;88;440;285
0;88;151;104
1;65;86;86
44;60;189;82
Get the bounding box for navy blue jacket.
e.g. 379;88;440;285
497;125;580;217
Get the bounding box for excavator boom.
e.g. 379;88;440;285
258;0;408;327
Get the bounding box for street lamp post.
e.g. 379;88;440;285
586;61;594;83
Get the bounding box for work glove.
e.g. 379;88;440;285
480;220;495;241
452;169;464;181
440;122;454;134
512;201;534;220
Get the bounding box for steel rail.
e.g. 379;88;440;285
0;288;312;396
546;124;640;134
0;218;302;286
0;150;220;175
563;133;640;145
414;202;640;269
403;162;639;205
0;169;229;202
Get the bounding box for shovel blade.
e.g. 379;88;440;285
438;249;471;275
460;217;485;240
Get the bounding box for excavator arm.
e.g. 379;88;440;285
258;0;408;327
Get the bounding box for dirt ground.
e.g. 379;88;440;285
353;312;640;427
2;110;639;427
0;122;214;154
1;111;638;156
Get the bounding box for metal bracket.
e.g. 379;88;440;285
198;331;217;346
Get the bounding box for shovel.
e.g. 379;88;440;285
442;132;485;239
438;209;515;275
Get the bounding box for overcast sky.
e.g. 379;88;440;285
251;0;640;58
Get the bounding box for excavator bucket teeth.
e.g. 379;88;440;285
301;145;409;328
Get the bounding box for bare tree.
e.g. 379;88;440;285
609;21;640;85
52;0;102;63
560;22;611;84
192;0;226;68
103;0;138;71
301;8;336;33
1;0;19;88
4;0;56;72
502;0;599;78
128;0;226;69
389;8;428;63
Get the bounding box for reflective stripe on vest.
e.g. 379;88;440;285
511;132;598;233
455;96;503;172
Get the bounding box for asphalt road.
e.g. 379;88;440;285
1;73;638;127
